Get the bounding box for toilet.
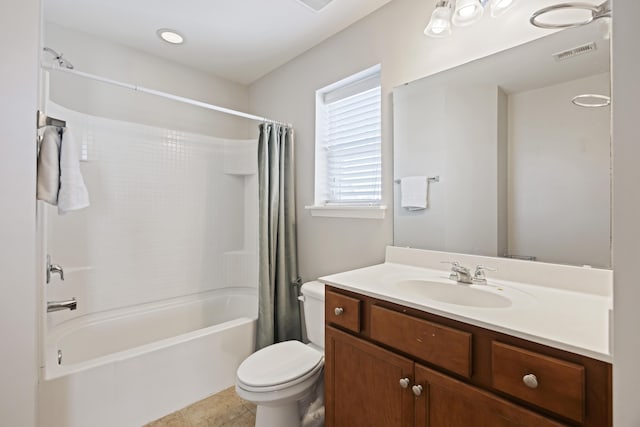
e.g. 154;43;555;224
236;281;325;427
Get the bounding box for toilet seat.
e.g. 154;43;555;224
237;340;324;393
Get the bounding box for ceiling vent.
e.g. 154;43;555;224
297;0;333;12
552;42;597;61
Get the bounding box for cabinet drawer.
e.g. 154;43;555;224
325;289;361;333
370;305;472;378
492;341;585;423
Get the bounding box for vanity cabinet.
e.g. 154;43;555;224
325;326;415;426
324;287;612;427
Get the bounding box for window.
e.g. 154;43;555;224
308;65;385;219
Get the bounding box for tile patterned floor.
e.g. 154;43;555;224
144;387;256;427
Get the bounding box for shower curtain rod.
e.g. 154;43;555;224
41;64;292;127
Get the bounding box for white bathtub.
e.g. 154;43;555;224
38;288;257;427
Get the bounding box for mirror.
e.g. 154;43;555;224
393;24;611;268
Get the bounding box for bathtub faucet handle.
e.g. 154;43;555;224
46;255;64;283
47;298;77;313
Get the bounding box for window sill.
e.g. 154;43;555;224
304;205;387;219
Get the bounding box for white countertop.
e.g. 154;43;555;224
320;260;612;363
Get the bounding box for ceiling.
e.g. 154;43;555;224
44;0;393;85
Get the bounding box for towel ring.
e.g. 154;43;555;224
571;94;611;108
530;1;611;29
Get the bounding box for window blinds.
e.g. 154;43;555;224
323;84;381;205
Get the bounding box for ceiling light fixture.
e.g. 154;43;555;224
424;0;517;38
157;29;184;45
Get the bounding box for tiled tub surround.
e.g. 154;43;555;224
43;102;259;325
38;103;259;427
321;246;612;362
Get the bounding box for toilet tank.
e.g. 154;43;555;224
300;281;325;349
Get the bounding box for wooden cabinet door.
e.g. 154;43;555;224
325;326;414;427
414;364;568;427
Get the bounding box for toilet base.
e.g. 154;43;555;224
255;402;300;427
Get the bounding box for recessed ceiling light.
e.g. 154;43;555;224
157;29;184;45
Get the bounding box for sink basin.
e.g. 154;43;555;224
396;279;512;308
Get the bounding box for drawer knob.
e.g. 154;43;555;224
399;378;410;389
412;384;423;396
523;373;539;389
334;307;344;316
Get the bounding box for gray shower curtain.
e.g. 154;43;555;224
256;123;302;350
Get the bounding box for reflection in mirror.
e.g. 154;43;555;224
393;23;610;268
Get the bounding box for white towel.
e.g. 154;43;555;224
36;127;61;205
401;176;428;210
57;128;90;214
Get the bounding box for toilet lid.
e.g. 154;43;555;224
237;340;323;388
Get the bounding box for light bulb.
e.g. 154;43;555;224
429;19;449;34
424;2;452;38
458;4;477;17
452;0;484;27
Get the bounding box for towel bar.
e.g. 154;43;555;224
394;176;440;184
37;110;66;129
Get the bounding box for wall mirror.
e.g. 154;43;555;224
393;23;611;268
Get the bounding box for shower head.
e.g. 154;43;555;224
43;47;74;69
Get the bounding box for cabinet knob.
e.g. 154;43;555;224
412;384;423;396
399;378;410;389
523;374;539;389
334;307;344;316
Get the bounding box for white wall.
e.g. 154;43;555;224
249;0;561;281
612;0;640;424
393;83;505;256
508;73;611;267
45;23;251;138
0;0;39;425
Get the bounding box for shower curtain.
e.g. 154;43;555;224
256;123;302;350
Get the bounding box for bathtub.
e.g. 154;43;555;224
38;287;257;427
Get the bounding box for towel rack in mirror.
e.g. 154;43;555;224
394;176;440;184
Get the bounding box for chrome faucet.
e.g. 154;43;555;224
443;262;497;284
47;298;77;313
442;261;473;284
472;265;497;284
46;255;64;283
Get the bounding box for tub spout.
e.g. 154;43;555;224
47;298;77;313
